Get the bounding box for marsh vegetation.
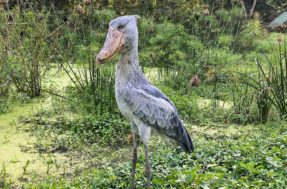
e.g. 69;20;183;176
0;0;287;188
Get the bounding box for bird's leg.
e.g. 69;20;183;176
131;133;138;189
144;144;151;188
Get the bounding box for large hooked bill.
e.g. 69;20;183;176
96;27;125;64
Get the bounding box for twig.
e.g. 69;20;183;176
239;0;247;20
249;0;257;19
40;88;68;99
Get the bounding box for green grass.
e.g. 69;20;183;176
21;122;287;189
0;99;59;186
0;67;82;187
1;65;287;188
1;64;286;188
2;4;287;188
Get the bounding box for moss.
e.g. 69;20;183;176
0;100;66;184
0;68;78;185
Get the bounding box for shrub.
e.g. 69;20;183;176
240;42;287;120
0;98;9;114
0;61;9;97
65;65;117;115
29;114;130;147
1;8;50;98
159;85;203;123
88;9;117;30
217;34;233;49
201;48;241;67
144;21;204;68
229;84;259;124
234;18;266;52
215;7;244;35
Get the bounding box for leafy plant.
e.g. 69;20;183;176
45;8;118;114
25;123;287;188
217;34;233;49
0;48;10;98
215;7;244;35
0;98;9;114
234;18;266;52
1;8;50;98
240;41;287;120
145;21;204;69
229;83;258;124
66;64;116;115
29;114;130;147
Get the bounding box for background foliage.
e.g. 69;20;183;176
0;0;287;188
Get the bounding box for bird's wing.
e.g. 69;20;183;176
141;84;176;109
122;85;194;152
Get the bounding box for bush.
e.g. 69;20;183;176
215;7;244;35
0;98;9;114
1;9;50;98
89;9;117;30
143;21;204;68
217;34;233;49
0;62;9;97
240;41;287;120
158;85;203;123
228;84;260;124
201;48;241;67
29;114;130;147
235;18;266;52
65;63;117;115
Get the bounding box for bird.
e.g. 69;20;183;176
96;15;194;188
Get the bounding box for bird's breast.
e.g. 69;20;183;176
115;65;132;118
115;84;133;120
114;64;147;122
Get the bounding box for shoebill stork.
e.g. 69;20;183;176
96;15;194;188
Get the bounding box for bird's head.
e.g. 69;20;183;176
96;15;140;64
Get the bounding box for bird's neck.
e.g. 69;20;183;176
120;46;139;67
116;45;146;88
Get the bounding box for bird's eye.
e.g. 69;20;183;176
117;25;124;30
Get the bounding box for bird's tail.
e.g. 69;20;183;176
179;126;194;153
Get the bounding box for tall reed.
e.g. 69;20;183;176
240;41;287;120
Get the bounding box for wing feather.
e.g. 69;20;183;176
122;86;194;152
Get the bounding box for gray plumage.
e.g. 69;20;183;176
112;16;194;153
96;15;194;187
